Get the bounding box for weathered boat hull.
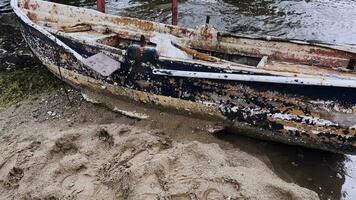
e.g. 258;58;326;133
12;0;356;154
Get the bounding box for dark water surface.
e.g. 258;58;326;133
1;0;356;199
0;0;11;13
40;0;356;45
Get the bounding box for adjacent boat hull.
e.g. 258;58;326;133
12;0;356;154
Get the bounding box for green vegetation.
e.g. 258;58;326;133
0;67;60;108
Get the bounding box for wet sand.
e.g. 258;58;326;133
0;89;319;199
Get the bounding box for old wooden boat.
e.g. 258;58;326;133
11;0;356;154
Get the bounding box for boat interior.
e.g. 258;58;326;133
16;0;356;80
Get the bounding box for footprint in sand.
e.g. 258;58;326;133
61;174;113;199
50;134;79;155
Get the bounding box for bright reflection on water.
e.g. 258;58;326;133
1;0;356;199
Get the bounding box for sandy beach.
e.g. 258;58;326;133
0;88;319;199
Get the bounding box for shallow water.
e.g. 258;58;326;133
110;0;356;45
43;0;356;45
217;133;356;200
0;0;11;13
1;0;356;199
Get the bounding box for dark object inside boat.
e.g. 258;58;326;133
347;59;355;70
126;44;159;64
199;50;262;66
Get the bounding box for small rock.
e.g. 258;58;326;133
336;173;343;179
291;161;298;167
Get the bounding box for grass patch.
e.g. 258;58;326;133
0;67;60;108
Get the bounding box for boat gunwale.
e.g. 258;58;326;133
10;0;84;61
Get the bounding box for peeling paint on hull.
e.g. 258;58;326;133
12;0;356;154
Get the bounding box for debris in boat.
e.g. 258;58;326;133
171;41;218;62
150;33;191;60
82;53;121;77
113;107;149;120
257;56;268;68
61;23;91;33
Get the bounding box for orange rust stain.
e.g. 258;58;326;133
200;26;213;40
273;51;347;68
275;106;320;118
61;23;91;33
168;79;176;84
165;25;193;37
309;48;352;59
112;29;152;41
273;119;309;133
113;30;130;37
175;44;217;62
44;17;58;23
29;2;39;10
59;52;70;61
275;119;345;144
337;129;356;136
113;17;154;31
23;1;30;9
26;12;37;21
